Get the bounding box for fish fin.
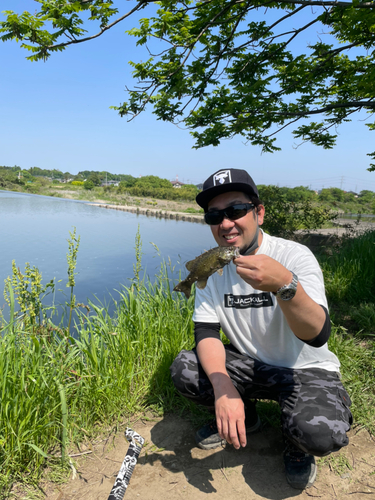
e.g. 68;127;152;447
196;279;208;289
173;281;191;299
217;269;223;276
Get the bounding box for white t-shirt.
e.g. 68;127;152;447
193;231;340;372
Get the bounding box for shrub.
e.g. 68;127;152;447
84;180;94;190
258;185;336;238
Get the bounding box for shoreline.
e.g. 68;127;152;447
88;202;206;224
89;201;375;232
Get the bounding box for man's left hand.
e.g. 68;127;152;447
233;254;291;292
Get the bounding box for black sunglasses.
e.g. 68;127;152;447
204;203;255;225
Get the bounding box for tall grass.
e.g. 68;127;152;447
318;229;375;335
0;260;195;492
319;230;375;305
328;327;375;432
319;230;375;434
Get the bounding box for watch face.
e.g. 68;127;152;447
279;288;297;301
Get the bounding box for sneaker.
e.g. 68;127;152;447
195;402;261;450
283;438;317;489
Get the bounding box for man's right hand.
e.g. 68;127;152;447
196;337;247;450
214;378;247;449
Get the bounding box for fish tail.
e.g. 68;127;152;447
173;280;191;299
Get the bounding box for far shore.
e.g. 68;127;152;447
88;200;375;233
88;201;205;223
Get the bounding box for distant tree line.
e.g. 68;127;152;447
0;165;137;184
116;175;199;200
1;165;374;213
258;185;375;209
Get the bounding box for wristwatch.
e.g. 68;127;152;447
274;271;298;301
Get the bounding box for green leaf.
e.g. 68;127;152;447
27;443;49;459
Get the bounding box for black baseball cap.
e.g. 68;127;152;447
196;168;259;211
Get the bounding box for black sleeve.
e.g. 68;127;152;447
300;305;331;348
194;321;221;346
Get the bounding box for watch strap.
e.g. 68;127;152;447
273;271;298;297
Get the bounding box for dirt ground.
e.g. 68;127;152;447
41;414;375;500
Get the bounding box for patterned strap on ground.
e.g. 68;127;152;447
107;428;145;500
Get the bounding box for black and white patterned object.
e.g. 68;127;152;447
107;428;145;500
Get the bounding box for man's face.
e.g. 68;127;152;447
207;191;265;253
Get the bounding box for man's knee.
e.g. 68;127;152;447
170;349;199;395
170;349;216;408
287;369;353;456
286;416;350;457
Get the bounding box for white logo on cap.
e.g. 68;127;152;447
213;170;232;185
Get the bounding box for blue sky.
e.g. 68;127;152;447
1;1;375;193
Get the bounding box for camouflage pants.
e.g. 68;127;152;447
170;345;353;457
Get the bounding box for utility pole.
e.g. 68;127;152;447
340;176;344;190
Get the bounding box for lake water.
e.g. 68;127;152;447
0;190;213;322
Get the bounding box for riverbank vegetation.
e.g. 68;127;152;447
0;227;375;495
1;165;375;216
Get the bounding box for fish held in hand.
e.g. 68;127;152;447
173;246;240;299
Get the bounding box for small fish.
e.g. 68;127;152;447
173;246;240;299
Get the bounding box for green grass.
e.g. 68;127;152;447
0;262;196;493
183;207;204;214
318;230;375;335
1;229;375;494
319;230;375;304
317;451;353;475
328;327;375;433
316;231;375;433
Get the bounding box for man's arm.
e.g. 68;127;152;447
196;337;247;449
234;254;325;342
275;276;326;341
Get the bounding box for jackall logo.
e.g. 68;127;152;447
214;170;232;185
224;292;273;309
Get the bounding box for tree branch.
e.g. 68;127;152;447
270;0;375;8
237;15;320;75
124;0;245;120
48;0;154;50
45;0;375;52
276;100;375;116
291;105;363;149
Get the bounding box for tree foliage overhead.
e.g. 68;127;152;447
1;0;375;170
